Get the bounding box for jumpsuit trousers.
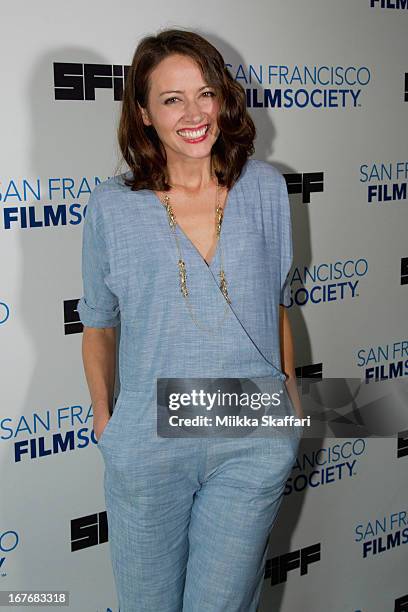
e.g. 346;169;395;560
77;158;300;611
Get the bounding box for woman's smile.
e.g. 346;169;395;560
176;123;210;143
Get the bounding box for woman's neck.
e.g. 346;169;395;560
166;157;214;192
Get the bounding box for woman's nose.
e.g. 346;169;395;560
182;99;204;122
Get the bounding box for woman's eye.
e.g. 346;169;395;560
164;92;215;104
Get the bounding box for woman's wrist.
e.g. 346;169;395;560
92;400;112;419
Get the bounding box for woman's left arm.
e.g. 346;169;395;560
279;305;303;418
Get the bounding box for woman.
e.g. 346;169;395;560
78;28;302;612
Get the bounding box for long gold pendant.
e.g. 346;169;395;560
178;259;188;297
159;180;232;333
219;268;231;304
215;202;231;303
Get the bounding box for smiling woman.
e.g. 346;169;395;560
138;54;222;164
77;27;300;612
117;30;255;191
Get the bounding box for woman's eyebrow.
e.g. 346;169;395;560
159;85;210;96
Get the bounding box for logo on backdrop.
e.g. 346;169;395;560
355;595;408;612
283;172;323;204
0;530;19;576
0;301;10;324
359;160;408;205
354;509;408;558
294;362;323;380
284;439;366;495
395;593;408;612
397;430;408;458
264;543;320;585
370;0;408;9
54;63;129;101
65;299;84;335
286;257;368;307
1;403;99;462
401;258;408;286
71;511;108;551
356;338;408;382
52;62;371;108
0;176;104;230
226;64;370;109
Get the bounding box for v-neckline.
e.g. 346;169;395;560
150;178;238;269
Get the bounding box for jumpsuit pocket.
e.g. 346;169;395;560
96;388;152;463
255;377;303;471
96;392;126;449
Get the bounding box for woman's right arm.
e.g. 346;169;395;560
77;187;121;441
82;326;117;441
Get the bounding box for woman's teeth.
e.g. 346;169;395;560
177;125;208;138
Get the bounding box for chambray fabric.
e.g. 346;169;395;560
77;159;299;612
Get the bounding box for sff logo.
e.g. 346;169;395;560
401;258;408;287
71;511;108;551
397;430;408;458
395;593;408;612
283;172;324;204
64;298;84;335
294;362;323;380
264;542;320;585
53;63;130;101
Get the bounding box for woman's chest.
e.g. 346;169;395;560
152;187;229;266
106;192;280;321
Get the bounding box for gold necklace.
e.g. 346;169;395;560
159;180;232;334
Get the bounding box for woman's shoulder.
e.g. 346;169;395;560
86;172;150;218
241;159;289;223
243;158;285;189
90;171;142;201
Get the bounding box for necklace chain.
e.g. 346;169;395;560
159;179;232;334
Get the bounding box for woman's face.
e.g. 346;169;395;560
139;53;221;164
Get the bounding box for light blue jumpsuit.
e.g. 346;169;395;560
77;158;301;612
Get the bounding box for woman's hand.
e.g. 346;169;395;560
279;306;304;419
94;410;112;443
81;326;117;443
285;375;304;419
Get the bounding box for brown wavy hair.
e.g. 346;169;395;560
117;28;256;191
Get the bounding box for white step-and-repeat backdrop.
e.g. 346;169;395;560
1;1;407;611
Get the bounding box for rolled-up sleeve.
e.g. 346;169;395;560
77;190;120;328
279;174;294;307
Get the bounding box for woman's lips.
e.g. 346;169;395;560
176;124;210;141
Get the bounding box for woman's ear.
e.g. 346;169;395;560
138;102;151;127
